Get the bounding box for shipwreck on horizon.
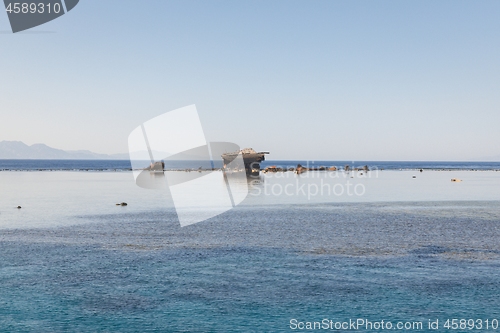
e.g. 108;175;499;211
221;148;269;176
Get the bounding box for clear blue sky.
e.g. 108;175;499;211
1;0;499;160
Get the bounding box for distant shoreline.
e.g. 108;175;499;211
1;158;500;172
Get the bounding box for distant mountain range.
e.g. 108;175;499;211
0;141;130;160
1;140;497;162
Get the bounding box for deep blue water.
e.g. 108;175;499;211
1;202;499;332
2;244;499;332
1;159;500;171
261;160;500;171
0;159;133;171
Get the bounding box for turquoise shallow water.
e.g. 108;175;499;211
1;202;500;332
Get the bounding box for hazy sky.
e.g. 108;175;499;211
1;1;499;160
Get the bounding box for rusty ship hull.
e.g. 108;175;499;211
221;148;269;176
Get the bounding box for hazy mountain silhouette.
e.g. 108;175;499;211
0;141;129;160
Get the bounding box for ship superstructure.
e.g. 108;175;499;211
221;148;269;176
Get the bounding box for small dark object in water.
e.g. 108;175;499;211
116;202;128;206
16;206;22;209
412;175;416;178
420;169;423;172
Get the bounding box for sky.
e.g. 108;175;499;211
0;0;499;161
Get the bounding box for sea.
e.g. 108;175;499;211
1;159;500;171
0;160;499;332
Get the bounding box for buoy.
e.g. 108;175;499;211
16;206;22;209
